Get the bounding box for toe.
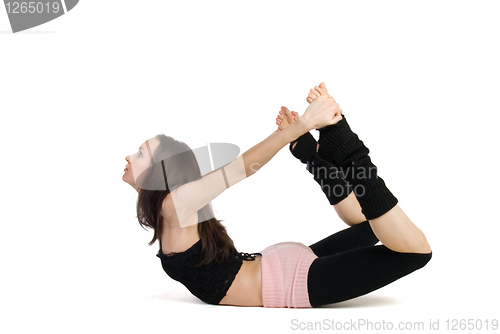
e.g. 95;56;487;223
313;86;322;96
282;106;294;124
277;110;289;128
319;82;328;94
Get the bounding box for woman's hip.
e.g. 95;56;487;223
259;242;318;308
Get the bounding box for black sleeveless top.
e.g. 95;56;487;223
156;239;262;305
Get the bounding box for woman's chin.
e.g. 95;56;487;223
121;174;138;191
122;174;131;184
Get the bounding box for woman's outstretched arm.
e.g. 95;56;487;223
171;95;341;227
241;118;310;177
171;117;311;227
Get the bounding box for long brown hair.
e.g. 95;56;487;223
136;134;237;266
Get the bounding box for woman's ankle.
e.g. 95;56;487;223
316;115;364;166
289;131;317;164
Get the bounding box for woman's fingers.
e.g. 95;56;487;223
302;93;343;129
330;111;343;125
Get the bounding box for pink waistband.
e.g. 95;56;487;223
259;242;318;308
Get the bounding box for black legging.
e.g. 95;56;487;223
307;220;432;307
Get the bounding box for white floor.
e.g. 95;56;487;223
3;260;498;334
3;204;498;334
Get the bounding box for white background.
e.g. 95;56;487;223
1;1;499;333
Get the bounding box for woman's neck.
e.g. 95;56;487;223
160;226;200;253
161;215;199;240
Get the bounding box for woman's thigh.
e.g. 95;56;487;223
308;220;378;257
307;245;432;307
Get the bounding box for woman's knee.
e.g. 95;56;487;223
419;251;432;267
406;251;432;270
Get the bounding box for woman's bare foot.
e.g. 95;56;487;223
305;82;341;151
276;106;299;131
276;106;319;152
306;82;329;104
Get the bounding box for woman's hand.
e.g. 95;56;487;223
300;93;343;130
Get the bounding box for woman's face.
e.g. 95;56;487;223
122;137;160;190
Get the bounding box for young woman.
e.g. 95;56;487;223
122;82;432;308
